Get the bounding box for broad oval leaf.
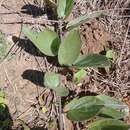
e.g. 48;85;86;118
96;95;129;119
64;96;104;121
88;119;130;130
67;11;104;30
74;54;110;67
22;26;60;56
44;72;69;97
58;29;81;66
67;105;103;121
57;0;74;18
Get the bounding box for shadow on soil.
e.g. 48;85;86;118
21;4;56;20
31;128;47;130
22;69;45;87
21;4;45;17
12;36;44;57
12;36;59;67
0;105;13;130
77;91;98;97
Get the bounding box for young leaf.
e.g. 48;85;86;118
57;0;74;18
73;54;110;67
67;11;104;29
64;96;104;121
54;85;69;97
44;72;60;89
58;29;81;66
96;95;129;118
44;72;69;97
74;69;87;84
22;26;61;56
106;49;117;60
88;119;130;130
106;50;114;59
57;0;66;18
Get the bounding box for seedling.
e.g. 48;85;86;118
21;1;129;129
22;2;110;88
22;0;110;96
22;0;110;68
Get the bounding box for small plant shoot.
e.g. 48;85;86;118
21;0;129;129
44;72;69;97
57;0;74;18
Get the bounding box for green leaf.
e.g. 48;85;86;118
99;107;126;119
64;96;104;121
44;72;69;97
96;95;127;109
0;90;5;105
74;54;110;67
22;26;61;56
64;97;79;112
57;0;74;18
67;11;104;29
0;31;8;61
106;49;117;60
96;95;129;119
0;97;5;104
54;85;69;97
44;72;60;89
58;29;81;66
106;50;114;59
0;91;5;98
0;105;6;118
74;69;87;84
88;119;130;130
